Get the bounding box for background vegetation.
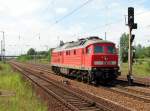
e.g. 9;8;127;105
17;48;51;63
120;33;150;61
120;33;150;77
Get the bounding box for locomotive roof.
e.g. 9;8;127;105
52;37;114;52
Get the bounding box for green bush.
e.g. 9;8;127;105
147;61;150;71
137;60;143;65
17;55;33;62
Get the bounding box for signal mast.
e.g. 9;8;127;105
127;7;137;85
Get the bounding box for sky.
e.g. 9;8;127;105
0;0;150;55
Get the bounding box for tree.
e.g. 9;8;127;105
134;44;143;58
144;46;150;57
27;48;36;55
37;51;48;56
135;45;150;58
120;33;129;62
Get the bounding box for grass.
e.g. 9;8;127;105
0;62;47;111
17;55;33;62
36;59;49;64
120;61;150;77
17;55;50;65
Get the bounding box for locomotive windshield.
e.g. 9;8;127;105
94;45;116;54
94;46;103;53
107;46;116;54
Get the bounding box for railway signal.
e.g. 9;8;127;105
130;34;135;44
127;7;138;85
128;7;134;26
132;47;136;63
128;7;137;30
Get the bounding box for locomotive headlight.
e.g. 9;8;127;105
111;61;116;65
94;61;103;65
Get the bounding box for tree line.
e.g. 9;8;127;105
17;48;51;62
120;33;150;62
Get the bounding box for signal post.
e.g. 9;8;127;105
127;7;137;85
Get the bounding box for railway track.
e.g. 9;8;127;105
109;86;150;103
16;62;150;103
25;64;150;95
10;61;122;111
112;85;150;97
117;76;150;87
9;61;150;111
30;62;150;87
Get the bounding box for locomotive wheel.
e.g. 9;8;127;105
81;76;84;82
81;76;86;83
87;71;92;84
95;80;99;86
76;75;82;82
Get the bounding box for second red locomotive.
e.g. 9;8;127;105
51;36;120;84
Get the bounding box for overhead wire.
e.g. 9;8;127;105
94;0;147;29
70;1;133;36
53;0;139;25
44;0;148;39
79;6;150;36
50;0;144;27
54;0;94;24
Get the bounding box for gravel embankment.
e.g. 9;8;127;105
43;73;150;111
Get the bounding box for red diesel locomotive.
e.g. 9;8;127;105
51;36;120;83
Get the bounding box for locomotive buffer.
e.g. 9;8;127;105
127;7;137;85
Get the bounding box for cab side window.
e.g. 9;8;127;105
74;50;76;55
82;49;84;54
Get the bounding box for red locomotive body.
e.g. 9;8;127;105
51;36;120;83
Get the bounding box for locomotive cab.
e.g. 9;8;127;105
92;43;118;67
86;42;120;83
